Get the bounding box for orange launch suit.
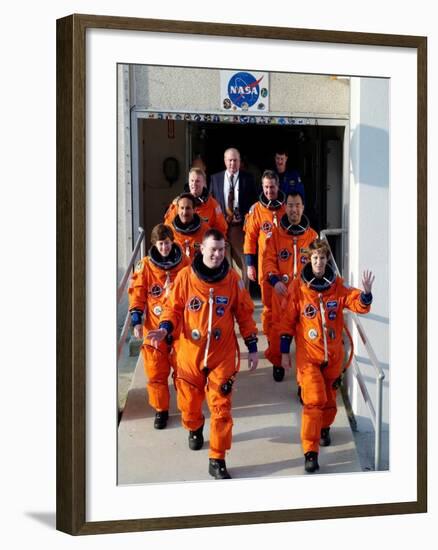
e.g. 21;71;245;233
164;194;228;235
277;266;372;454
128;244;190;412
171;213;209;260
243;193;285;334
160;258;258;459
263;214;318;367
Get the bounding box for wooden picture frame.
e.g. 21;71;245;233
56;13;427;535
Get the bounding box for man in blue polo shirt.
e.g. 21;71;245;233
273;148;305;202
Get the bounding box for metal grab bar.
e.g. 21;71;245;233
117;227;146;358
320;230;385;470
320;228;347;237
117;227;146;303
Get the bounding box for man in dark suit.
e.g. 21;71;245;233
210;147;257;287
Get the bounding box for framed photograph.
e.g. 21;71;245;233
56;14;427;535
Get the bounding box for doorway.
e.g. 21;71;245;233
138;116;345;267
188;120;345;264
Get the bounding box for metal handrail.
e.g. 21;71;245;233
117;227;146;303
117;227;146;358
320;229;385;470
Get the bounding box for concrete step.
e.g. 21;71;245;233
118;315;362;484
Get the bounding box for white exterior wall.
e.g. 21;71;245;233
348;77;390;432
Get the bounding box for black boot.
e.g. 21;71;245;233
188;424;204;450
154;410;169;430
209;459;231;479
304;451;320;473
273;365;285;382
320;427;331;447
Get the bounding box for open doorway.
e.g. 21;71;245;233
138;117;345;267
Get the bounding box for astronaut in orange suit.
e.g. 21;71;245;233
164;167;228;235
128;223;190;429
263;191;318;381
147;228;259;479
243;170;285;336
277;239;374;473
171;193;209;259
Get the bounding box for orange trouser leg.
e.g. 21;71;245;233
206;382;233;460
175;376;205;432
300;365;328;454
321;378;338;429
141;343;171;412
265;290;286;366
260;279;273;336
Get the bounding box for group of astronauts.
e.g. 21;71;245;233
128;148;375;479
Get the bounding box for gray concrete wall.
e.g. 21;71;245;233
132;65;349;116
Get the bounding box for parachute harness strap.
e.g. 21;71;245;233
318;293;329;364
203;288;215;370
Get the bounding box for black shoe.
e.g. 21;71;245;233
209;459;231;479
273;365;285;382
320;427;331;447
188;424;204;450
154;410;169;430
304;451;320;473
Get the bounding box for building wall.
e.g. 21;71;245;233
125;65;351;246
348;77;390;433
133;65;349;116
117;64;134;332
117;64;133;274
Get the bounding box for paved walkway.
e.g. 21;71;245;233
118;302;362;484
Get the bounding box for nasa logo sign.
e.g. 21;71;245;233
221;70;269;112
228;72;263;109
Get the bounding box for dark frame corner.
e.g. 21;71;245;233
56;14;427;535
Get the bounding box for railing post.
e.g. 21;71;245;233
117;227;145;303
117;227;145;359
374;373;384;470
140;226;146;258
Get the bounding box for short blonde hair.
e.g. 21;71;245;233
188;166;206;180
